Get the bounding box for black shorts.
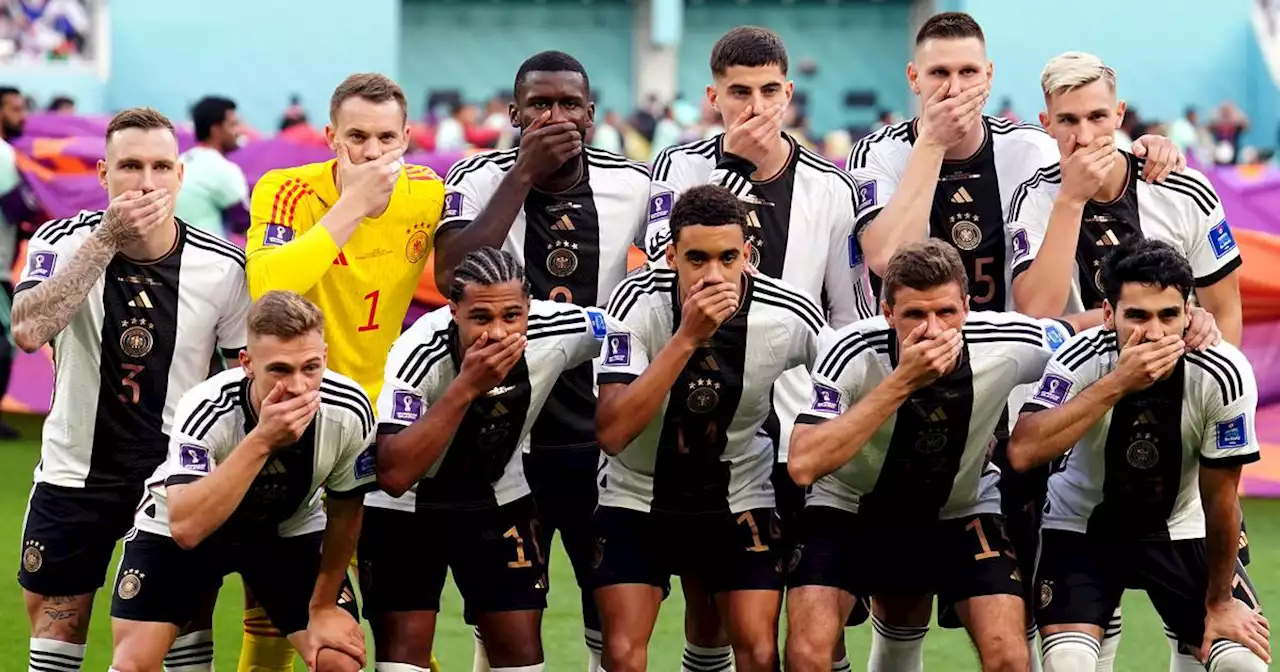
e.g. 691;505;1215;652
1034;530;1261;648
592;506;784;594
109;529;357;635
523;448;600;627
358;496;547;617
19;482;142;597
787;506;1023;608
991;436;1048;597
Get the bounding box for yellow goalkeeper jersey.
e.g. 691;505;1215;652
246;159;443;401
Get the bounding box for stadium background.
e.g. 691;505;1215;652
5;0;1280;668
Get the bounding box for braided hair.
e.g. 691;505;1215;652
448;247;530;303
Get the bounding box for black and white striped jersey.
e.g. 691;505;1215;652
135;367;377;540
646;133;874;461
1005;151;1242;313
798;312;1072;522
847;116;1059;312
368;301;618;512
16;212;251;490
595;269;825;514
1024;328;1259;540
439;147;649;452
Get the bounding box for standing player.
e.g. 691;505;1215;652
109;291;373;672
783;240;1087;672
645;28;874;670
430;51;649;671
1009;239;1269;672
12;107;251;672
361;247;620;672
593;185;826;672
244;72;444;670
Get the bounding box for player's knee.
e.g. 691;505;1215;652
979;635;1029;672
784;627;835;671
1207;641;1269;672
734;640;777;671
315;647;364;672
602;633;646;672
1040;632;1100;672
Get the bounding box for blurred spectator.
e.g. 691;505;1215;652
46;94;73;114
1115;106;1139;151
997;97;1019;123
0;86;26;140
0;84;30;439
434;101;468;152
631;93;661;142
177;96;249;239
591;109;623;154
2;0;91;62
279;93;308;132
872;109;899;131
482;96;508;130
648;105;681;161
1211;101;1250;165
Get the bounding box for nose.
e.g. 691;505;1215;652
362;139;383;161
488;324;509;342
549;104;569;124
703;266;725;285
924;314;947;339
139;168;157;193
1076;127;1096;147
286;374;309;396
946;76;964;98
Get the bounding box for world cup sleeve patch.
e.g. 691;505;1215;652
179;444;212;473
391;390;424;423
857;180;878;208
1209;219;1237;259
262;223;294;246
355;445;377;479
1216;414;1248;450
443;191;465;219
1033;374;1072;407
810;383;843;414
648;192;674;223
605;333;631;366
848;234;862;268
26;250;57;279
1012;228;1030;263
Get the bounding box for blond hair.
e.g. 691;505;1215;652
329;73;407;122
1041;51;1117;99
248;291;325;340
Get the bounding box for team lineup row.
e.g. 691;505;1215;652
6;9;1264;672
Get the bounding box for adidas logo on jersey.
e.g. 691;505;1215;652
1096;229;1120;246
1134;410;1158;425
551;215;575;231
950;187;974;204
700;355;720;371
127;291;153;308
488;402;509;418
746;211;763;228
262;459;286;475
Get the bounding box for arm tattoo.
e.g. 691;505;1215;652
13;227;121;351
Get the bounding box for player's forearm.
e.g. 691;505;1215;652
1201;466;1243;605
1062;309;1104;333
245;201;360;299
1007;376;1126;471
12;229;120;352
376;385;474;497
788;374;912;486
168;435;274;549
310;497;363;613
1013;200;1087;317
1196;280;1243;347
860;144;946;276
596;335;699;455
433;172;535;288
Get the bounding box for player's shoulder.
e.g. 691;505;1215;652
584;146;651;181
444;148;518;186
653;135;719;180
847;120;912;169
255;161;329;192
988;116;1053;143
750;274;823;335
526;299;600;345
184;368;247;405
389;307;454;387
1051;326;1119;371
1140;158;1219;216
397;305;455;348
32;209;104;246
176;368;247;439
319;369;375;433
795;143;859;195
816;315;892;377
605;267;676;319
401;163;445;206
181;220;246;270
1185;341;1254;405
1008;161;1063;220
964;311;1049;344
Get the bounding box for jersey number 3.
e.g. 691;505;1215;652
359;290;381;332
119;363;144;404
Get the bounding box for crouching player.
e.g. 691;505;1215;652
107;291;373;672
1009;238;1270;672
360;247;619;672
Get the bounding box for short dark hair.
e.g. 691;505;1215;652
191;96;237;142
105;107;176;143
0;86;19;100
329;73;407;122
47;96;74;111
669;185;748;243
882;239;969;306
1100;238;1194;307
514;51;590;100
915;12;985;45
710;26;788;76
449;247;530;303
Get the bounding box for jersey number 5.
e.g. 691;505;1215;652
119;363;144;404
359;290;381;332
971;257;996;305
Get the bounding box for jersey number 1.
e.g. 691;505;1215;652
359;290;381;332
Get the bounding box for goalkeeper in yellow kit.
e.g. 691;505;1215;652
242;73;443;671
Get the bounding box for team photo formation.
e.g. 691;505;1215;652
11;9;1273;672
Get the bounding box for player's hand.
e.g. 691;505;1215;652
892;322;963;391
723;104;786;169
514;111;583;184
1111;327;1184;393
251;381;320;449
676;278;740;344
1059;135;1116;204
336;143;403;219
300;606;366;671
1184;306;1223;351
1200;598;1270;664
100;189;173;247
917;81;988;150
1131;134;1186;184
457;332;526;399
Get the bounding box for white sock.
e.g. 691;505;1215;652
1207;640;1269;672
1042;632;1100;672
492;666;545;672
30;638;85;672
585;628;604;672
1096;609;1122;672
376;665;430;672
832;655;852;672
1165;628;1204;672
164;630;214;671
682;642;734;672
474;627;492;672
1028;625;1044;672
868;616;928;672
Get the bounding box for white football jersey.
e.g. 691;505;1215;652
1025;327;1259;540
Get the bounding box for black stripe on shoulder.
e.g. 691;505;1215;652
320;391;373;438
964;319;1042;340
182;381;242;440
1150;173;1218;217
527;311;587;336
989;119;1049;136
654;137;717;182
1061;332;1118;371
796;149;859;194
607;270;675;319
321;378;375;428
1185;353;1232;406
185;231;247;268
848;121;910;170
445;149;517;186
185;223;246;259
397;330;449;387
1186;349;1245;404
753;279;823;334
584;147;651;178
527;326;584;341
1009;164;1062;223
1164;170;1218;208
1200;349;1245;400
36;211;103;245
967;335;1042;349
818;333;873;380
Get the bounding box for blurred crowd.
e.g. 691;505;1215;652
0;0;91;63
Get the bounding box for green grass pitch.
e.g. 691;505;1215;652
0;413;1274;670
